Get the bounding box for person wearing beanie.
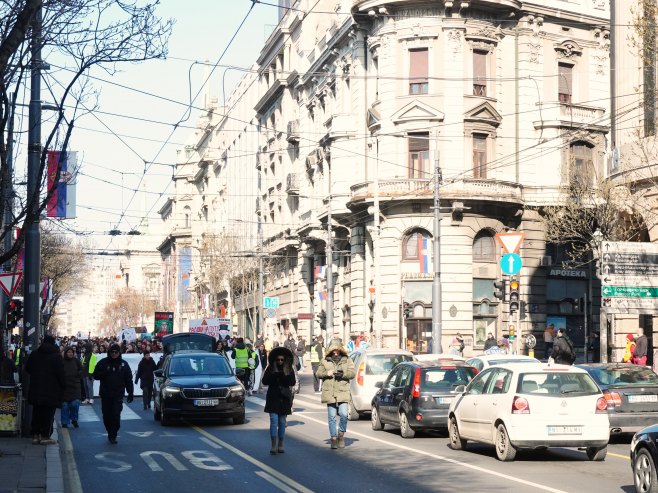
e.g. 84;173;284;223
25;334;65;445
316;339;356;449
93;343;134;444
623;333;636;363
262;346;296;454
134;350;157;410
61;346;83;428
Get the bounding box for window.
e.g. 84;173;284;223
558;63;572;104
409;49;428;95
402;230;431;261
408;134;430;178
473;51;487;96
473;231;495;261
473;134;487;178
183;206;191;228
569;142;594;187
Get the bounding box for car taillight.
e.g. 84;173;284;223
512;396;530;414
596;397;609;413
357;363;364;386
603;390;622;407
412;368;421;398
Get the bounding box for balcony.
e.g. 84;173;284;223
286;173;299;194
350;178;431;203
534;101;607;131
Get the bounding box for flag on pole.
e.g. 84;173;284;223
420;236;429;273
46;150;77;218
314;265;326;281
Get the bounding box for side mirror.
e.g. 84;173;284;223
153;369;164;378
454;385;466;394
374;381;383;388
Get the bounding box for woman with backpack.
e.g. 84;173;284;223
262;346;296;455
551;328;576;365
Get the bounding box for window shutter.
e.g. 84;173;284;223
409;134;428;152
409;49;428;81
473;51;486;82
558;64;572;95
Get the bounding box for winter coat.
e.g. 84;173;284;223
82;342;97;377
25;340;65;407
483;337;497;350
93;349;134;399
551;336;575;365
262;347;296;415
635;335;648;359
316;341;356;404
62;348;83;402
134;357;157;389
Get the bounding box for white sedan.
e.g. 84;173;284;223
465;354;540;373
447;363;610;461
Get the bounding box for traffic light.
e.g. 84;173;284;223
509;279;520;313
493;280;507;302
403;302;411;319
5;299;22;329
574;297;584;312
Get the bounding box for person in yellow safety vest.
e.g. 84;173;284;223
231;338;252;394
246;342;259;395
82;341;97;404
623;333;636;363
310;337;324;393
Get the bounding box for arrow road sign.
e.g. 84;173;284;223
500;253;522;275
601;286;658;298
601;275;658;287
495;232;525;254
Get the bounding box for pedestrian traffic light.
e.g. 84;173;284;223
493;280;507;301
403;302;411;319
509;279;520;313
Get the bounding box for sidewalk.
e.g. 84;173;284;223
0;426;64;493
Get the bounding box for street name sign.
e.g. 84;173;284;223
500;253;522;275
602;286;658;298
263;297;280;309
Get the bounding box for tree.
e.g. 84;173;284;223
99;286;156;336
0;1;173;265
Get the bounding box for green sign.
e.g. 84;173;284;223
154;311;174;336
601;286;658;298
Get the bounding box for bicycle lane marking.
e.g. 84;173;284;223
190;423;314;493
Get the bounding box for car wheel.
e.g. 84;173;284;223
371;406;384;431
586;446;607;462
634;448;658;493
399;411;416;439
449;417;467;450
233;412;246;425
348;399;360;421
495;423;516;462
154;404;161;421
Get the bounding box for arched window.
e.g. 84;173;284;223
473;231;495;262
402;229;431;261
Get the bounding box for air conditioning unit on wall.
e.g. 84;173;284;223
539;255;552;267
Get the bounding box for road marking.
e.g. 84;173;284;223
190;424;314;493
297;411;570;493
255;471;299;493
609;452;629;460
199;436;223;449
77;403;142;422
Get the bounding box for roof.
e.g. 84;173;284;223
468;354;540;363
494;362;588;373
350;348;413;356
401;360;474;369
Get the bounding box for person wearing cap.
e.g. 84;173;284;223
134;350;157;410
316;338;356;449
93;343;134;444
25;335;65;445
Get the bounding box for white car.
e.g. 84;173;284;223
447;363;610;461
414;353;466;363
465;354;540;373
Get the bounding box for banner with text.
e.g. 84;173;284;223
189;317;232;341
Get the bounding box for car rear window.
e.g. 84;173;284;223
366;354;413;375
421;367;476;390
489;358;538;366
169;355;232;376
588;367;658;386
517;372;600;395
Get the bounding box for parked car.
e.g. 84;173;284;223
448;363;610;461
576;363;658;435
630;424;658;493
348;348;414;420
414;353;466;363
466;354;541;373
153;351;245;426
371;360;477;438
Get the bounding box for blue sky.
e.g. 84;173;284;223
54;0;277;239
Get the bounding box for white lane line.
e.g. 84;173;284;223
296;412;570;493
255;471;299;493
76;403;146;422
77;405;100;422
199;436;223;449
121;405;142;420
191;425;313;493
249;394;325;410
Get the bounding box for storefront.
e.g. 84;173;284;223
545;267;589;347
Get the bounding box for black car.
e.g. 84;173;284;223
631;424;658;493
157;332;217;368
371;360;477;438
153;351;245;426
576;363;658;434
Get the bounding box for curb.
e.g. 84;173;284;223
45;426;64;493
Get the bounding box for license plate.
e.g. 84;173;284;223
547;425;583;435
435;397;453;405
194;399;219;407
628;394;658;403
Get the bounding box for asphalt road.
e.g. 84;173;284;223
61;372;638;493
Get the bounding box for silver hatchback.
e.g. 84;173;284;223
348;348;414;420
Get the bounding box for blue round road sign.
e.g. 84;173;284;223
501;253;522;275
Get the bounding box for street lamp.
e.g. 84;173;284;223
590;229;606;362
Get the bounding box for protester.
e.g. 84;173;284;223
483;333;497;351
296;336;306;372
316;339;356;449
310;337;324;393
61;346;83;428
25;335;65;445
93;343;134;444
262;346;296;454
551;328;576;365
81;341;97;404
134;350;157;410
588;332;601;363
231;338;251;394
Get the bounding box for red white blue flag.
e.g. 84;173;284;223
46;150;77;218
420;236;429;273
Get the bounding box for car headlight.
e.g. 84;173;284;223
163;386;181;397
228;384;245;396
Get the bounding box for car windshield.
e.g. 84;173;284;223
517;372;600;395
366;354;413;375
587;366;658;386
168;356;231;376
421;367;476;391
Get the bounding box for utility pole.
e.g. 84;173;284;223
24;5;43;351
257;152;264;339
373;139;381;348
431;149;443;354
326;159;334;339
1;93;16;354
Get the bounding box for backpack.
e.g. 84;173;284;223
564;338;576;364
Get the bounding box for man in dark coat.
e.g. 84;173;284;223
262;346;296;454
134;350;157;410
93;343;134;444
483;333;497;351
61;346;82;428
25;335;65;445
551;328;576;365
634;328;649;366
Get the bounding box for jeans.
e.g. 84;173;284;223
142;385;153;409
269;413;287;440
61;400;80;425
327;402;348;437
83;377;94;400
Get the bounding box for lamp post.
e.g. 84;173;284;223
591;229;606;363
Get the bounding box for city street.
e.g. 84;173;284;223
61;373;637;493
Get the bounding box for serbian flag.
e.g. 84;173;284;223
314;265;326;281
420;236;429;273
46;150;77;218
